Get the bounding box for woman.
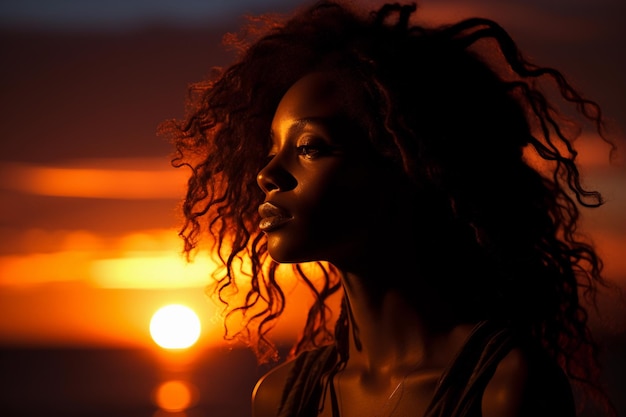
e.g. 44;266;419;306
160;1;618;416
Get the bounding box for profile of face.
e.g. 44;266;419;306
256;72;408;267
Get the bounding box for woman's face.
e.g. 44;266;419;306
257;72;398;265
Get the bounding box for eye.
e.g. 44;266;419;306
296;145;324;159
295;136;330;159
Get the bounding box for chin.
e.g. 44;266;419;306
266;235;323;264
267;247;313;264
266;239;303;264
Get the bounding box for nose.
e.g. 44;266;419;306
256;156;296;193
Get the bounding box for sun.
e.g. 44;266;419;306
150;304;201;349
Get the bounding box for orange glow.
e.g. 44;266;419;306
0;251;215;289
150;304;202;349
0;228;217;289
0;251;93;287
0;159;187;199
91;254;215;289
154;380;197;412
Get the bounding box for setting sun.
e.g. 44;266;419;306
150;304;201;349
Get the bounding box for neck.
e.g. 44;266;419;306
338;269;474;376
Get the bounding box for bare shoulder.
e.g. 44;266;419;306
482;347;529;417
251;359;296;417
482;347;575;417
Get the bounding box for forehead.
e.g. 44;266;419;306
271;72;353;130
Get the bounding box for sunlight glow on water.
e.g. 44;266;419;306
154;379;197;412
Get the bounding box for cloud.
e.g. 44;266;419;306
0;158;187;199
0;227;212;289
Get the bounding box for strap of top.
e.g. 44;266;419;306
423;320;517;417
277;344;338;417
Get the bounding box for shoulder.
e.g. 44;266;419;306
252;345;337;417
252;359;296;417
482;346;575;417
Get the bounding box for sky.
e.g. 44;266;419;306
0;0;625;351
0;0;294;30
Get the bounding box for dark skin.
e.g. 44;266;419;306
253;72;575;417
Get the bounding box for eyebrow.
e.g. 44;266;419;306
270;117;331;141
290;117;330;131
295;116;338;134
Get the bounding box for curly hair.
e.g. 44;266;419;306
158;1;617;413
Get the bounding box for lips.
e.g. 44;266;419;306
258;201;292;232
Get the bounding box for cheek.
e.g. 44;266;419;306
299;171;372;238
265;160;391;263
